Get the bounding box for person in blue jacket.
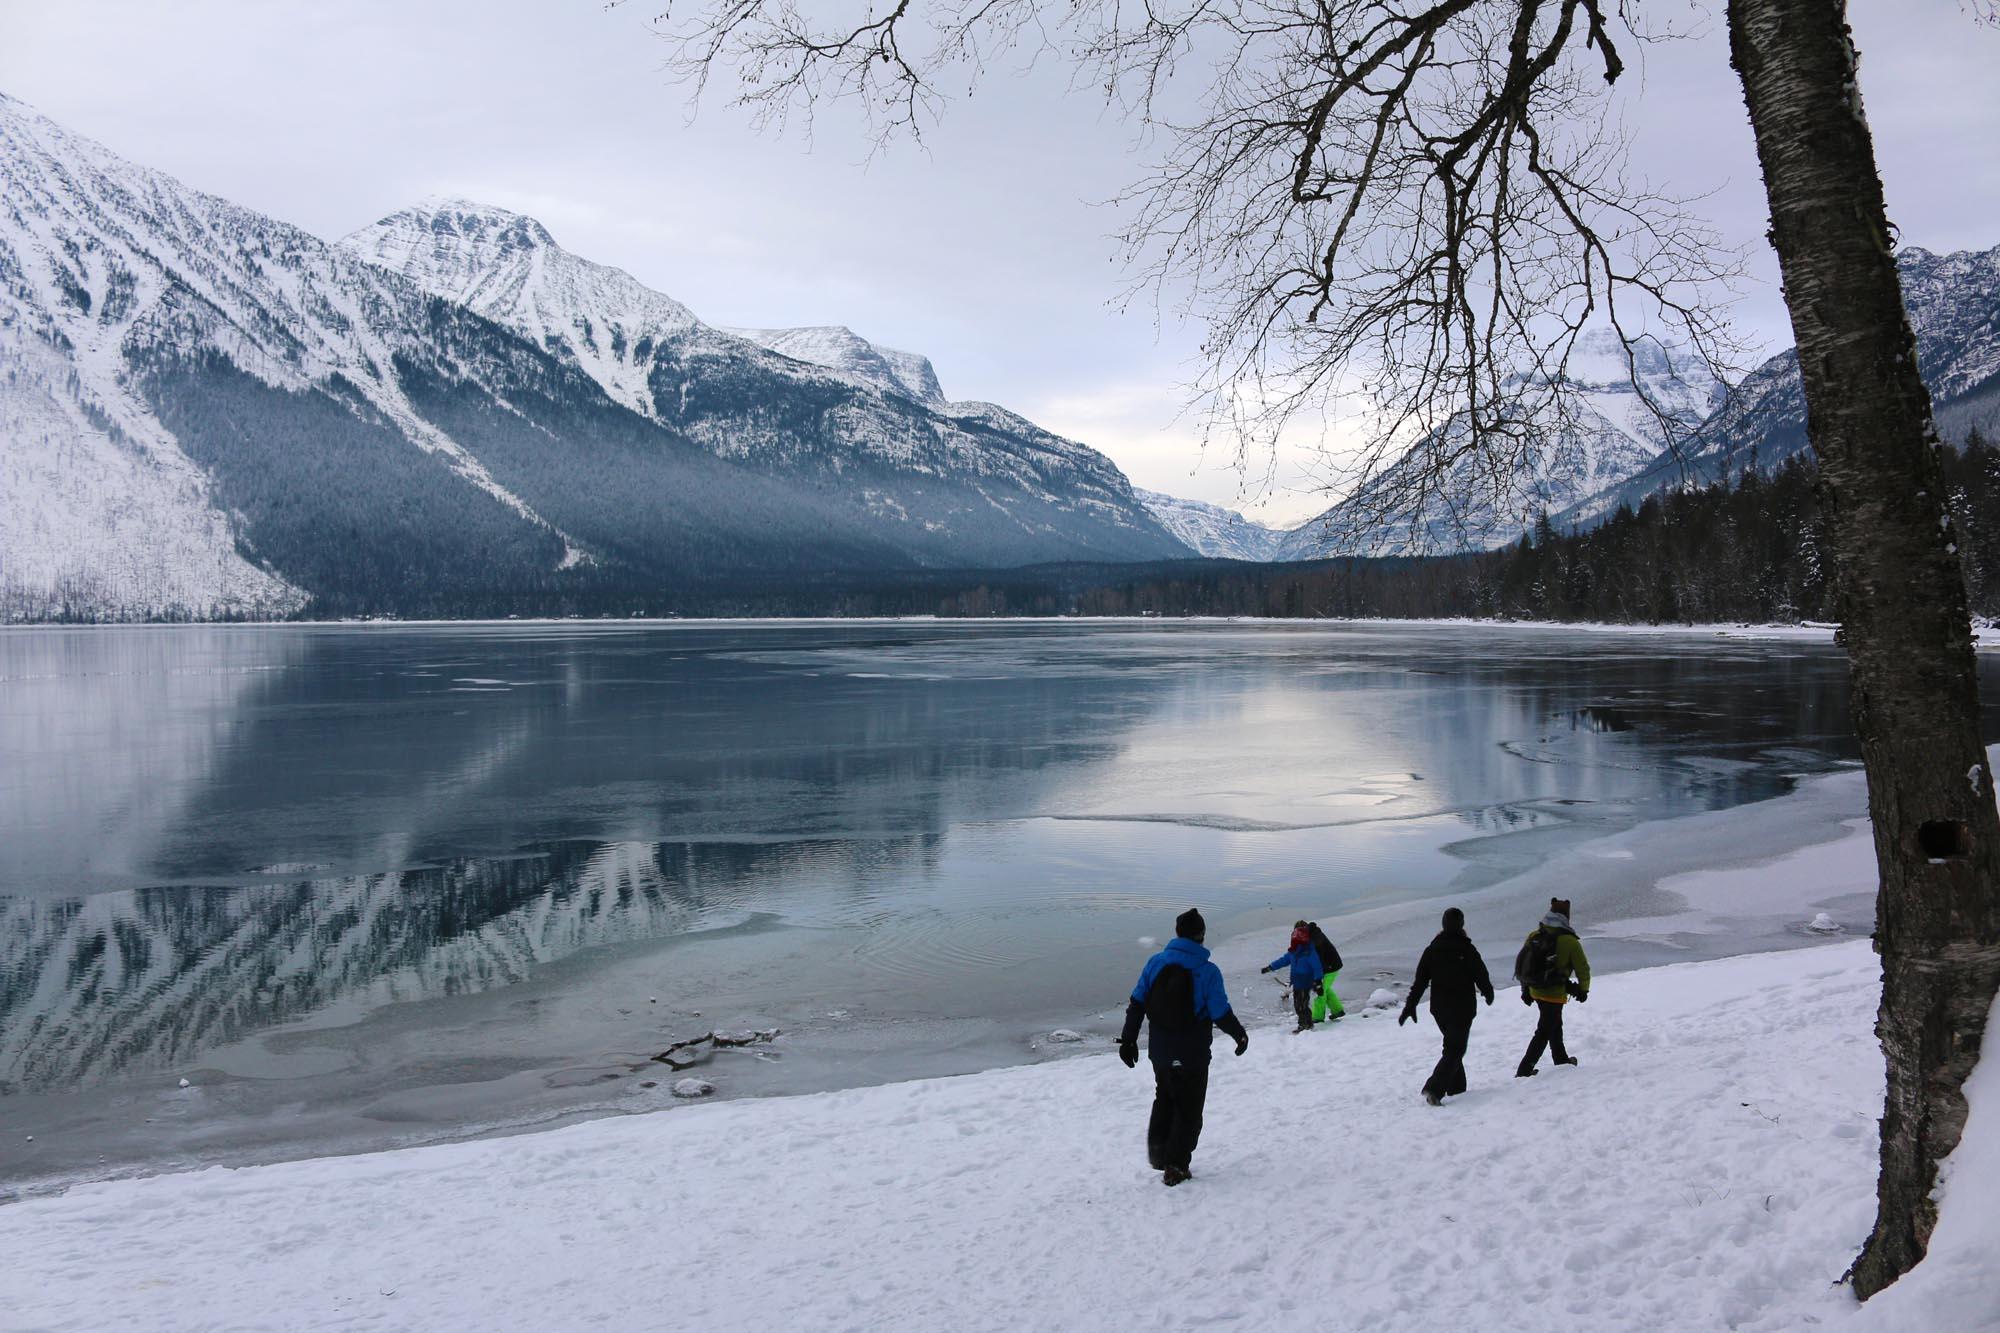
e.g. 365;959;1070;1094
1118;908;1250;1186
1261;921;1327;1033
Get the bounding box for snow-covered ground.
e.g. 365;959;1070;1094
5;926;1996;1327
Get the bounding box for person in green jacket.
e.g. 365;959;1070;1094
1514;896;1590;1077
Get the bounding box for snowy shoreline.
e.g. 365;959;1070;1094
5;941;1994;1330
6;760;1998;1329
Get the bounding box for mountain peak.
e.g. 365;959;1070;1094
727;323;947;407
364;197;560;257
342;198;703;418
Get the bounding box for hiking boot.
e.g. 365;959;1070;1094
1424;1089;1443;1107
1162;1166;1191;1187
1557;1056;1580;1067
1515;1067;1538;1078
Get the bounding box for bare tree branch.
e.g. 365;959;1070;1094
642;1;1748;552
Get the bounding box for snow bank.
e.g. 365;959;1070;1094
8;937;1993;1331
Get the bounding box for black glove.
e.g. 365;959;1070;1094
1521;989;1534;1006
1259;965;1272;974
1397;1008;1416;1026
1576;989;1589;1004
1483;992;1494;1006
1233;1035;1249;1057
1118;1039;1138;1068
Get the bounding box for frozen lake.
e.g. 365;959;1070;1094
3;619;1992;1189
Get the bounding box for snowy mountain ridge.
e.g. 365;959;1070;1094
340;200;1140;497
342;197;703;423
1558;242;2000;529
1133;489;1293;561
1279;328;1728;557
345;201;953;415
727;323;947;408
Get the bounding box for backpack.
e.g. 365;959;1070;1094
1145;963;1198;1030
1308;922;1342;973
1515;927;1563;989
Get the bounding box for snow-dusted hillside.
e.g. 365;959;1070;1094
1562;244;2000;529
1279;328;1727;558
1134;489;1291;561
0;93;639;618
1;94;312;619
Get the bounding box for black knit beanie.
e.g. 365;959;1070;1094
1175;908;1206;942
1442;907;1465;931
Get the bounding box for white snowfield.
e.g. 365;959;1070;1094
5;937;1995;1332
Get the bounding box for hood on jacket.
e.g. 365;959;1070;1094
1163;936;1212;966
1541;910;1572;931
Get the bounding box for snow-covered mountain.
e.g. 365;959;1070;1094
340;198;703;423
0;101;1189;621
341;200;1182;565
1133;489;1292;561
1561;243;2000;529
1278;328;1728;557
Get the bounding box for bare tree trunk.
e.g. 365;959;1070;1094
1729;0;2000;1298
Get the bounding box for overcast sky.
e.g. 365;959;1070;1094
3;0;1995;523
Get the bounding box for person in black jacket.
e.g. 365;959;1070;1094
1398;907;1495;1105
1118;908;1250;1185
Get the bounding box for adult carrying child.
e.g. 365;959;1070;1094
1260;921;1326;1033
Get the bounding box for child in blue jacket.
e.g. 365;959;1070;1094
1261;921;1327;1033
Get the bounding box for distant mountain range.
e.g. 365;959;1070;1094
0;96;1186;620
4;89;1995;620
1131;489;1291;562
1276;328;1730;558
1269;244;2000;557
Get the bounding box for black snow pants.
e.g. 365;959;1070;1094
1291;984;1316;1030
1424;1009;1473;1099
1519;999;1570;1074
1147;1060;1210;1172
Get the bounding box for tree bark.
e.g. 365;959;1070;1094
1729;0;2000;1298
